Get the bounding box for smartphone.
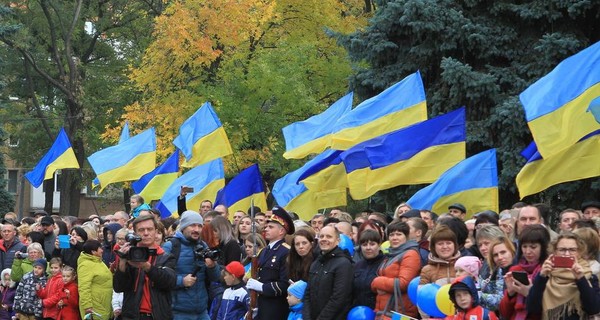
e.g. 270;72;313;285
553;256;575;268
511;271;530;285
181;186;194;193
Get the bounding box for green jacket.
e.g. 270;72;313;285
11;256;33;282
77;252;113;319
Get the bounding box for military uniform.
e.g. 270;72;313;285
256;239;290;320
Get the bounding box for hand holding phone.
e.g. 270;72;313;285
552;256;575;268
511;271;530;286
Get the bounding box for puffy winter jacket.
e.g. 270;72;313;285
13;271;47;317
447;276;497;320
37;273;64;319
77;252;113;319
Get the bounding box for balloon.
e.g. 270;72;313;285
435;283;455;316
347;306;375;320
408;276;421;305
417;283;445;318
339;234;355;257
380;240;390;254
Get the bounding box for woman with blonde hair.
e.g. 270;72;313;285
572;227;600;275
11;243;45;282
481;236;515;312
527;232;600;319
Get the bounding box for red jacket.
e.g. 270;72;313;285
57;281;80;320
37;274;64;319
498;265;541;320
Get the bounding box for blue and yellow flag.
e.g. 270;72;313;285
173;102;233;167
282;92;353;159
407;149;499;217
92;121;130;190
516;131;600;199
132;150;180;202
87;127;156;191
155;158;225;218
296;149;347;192
25;128;80;188
214;164;268;214
520;40;600;158
341;107;466;200
330;71;427;150
273;153;347;221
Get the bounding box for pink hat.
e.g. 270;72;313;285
455;256;482;278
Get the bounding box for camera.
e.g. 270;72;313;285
15;252;28;259
194;245;220;260
120;233;156;262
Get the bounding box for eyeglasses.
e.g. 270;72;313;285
556;247;578;254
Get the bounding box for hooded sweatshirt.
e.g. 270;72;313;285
447;276;497;320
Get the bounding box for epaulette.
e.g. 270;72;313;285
282;242;291;249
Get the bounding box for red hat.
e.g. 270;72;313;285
225;261;245;279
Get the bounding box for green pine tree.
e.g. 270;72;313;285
0;127;16;216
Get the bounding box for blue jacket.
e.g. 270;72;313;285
162;231;221;314
287;302;303;320
212;282;249;320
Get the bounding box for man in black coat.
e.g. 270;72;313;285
303;225;354;320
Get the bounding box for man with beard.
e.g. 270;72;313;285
40;216;56;257
162;210;221;320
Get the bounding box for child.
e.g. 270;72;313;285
286;280;307;320
455;256;482;278
212;261;249;320
56;266;80;320
14;258;47;320
37;257;65;320
447;276;497;320
0;269;16;320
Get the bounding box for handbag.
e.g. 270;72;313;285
376;278;405;320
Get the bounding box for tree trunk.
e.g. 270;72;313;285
43;178;54;214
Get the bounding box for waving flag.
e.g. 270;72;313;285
88;127;156;191
92;121;131;189
282;92;353;159
25;128;80;188
214;164;267;214
173;102;233;167
155;158;225;218
330;71;427;150
520;40;600;158
407;149;499;217
132;150;180;202
341;107;466;200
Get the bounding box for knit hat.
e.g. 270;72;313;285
288;280;307;300
224;261;245;279
179;211;204;230
454;256;482;278
33;258;47;271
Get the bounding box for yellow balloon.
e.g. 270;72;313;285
380;240;390;254
435;283;455;316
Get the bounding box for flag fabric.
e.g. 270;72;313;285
173;102;233;167
273;153;347;221
520;40;600;158
132;150;180;202
25;128;80;188
282;92;353;159
296;149;347;192
92;121;131;189
214;164;268;214
341;107;466;200
155;158;225;218
87;127;156;191
407;149;499;217
391;311;419;320
330;71;427;150
516;131;600;199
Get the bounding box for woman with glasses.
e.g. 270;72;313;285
527;232;600;320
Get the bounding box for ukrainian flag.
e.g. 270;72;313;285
155;158;225;218
87;127;156;191
330;71;427;150
341;107;466;200
273;153;347;221
132;150;180;202
173;102;233;167
296;149;347;192
214;164;268;214
407;149;499;217
25;128;80;188
282;92;353;159
516;131;600;199
92;121;130;190
520;40;600;158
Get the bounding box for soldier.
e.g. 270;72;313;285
246;207;295;320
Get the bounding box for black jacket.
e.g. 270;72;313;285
352;253;384;308
303;246;354;320
113;249;177;320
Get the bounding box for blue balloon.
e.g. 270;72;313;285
408;276;420;305
339;234;355;257
347;306;375;320
418;283;445;318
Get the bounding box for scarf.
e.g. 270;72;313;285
514;261;542;320
542;258;592;320
380;240;418;271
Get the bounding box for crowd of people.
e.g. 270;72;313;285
0;195;600;320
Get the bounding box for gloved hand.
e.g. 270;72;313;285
246;278;264;292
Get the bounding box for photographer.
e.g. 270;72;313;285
113;215;177;320
162;210;221;320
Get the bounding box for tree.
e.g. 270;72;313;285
335;0;600;212
0;126;15;216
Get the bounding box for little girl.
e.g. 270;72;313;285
37;257;65;320
57;266;80;320
0;269;16;320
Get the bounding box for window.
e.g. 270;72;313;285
7;170;18;193
7;135;19;147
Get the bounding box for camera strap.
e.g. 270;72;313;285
165;237;182;265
